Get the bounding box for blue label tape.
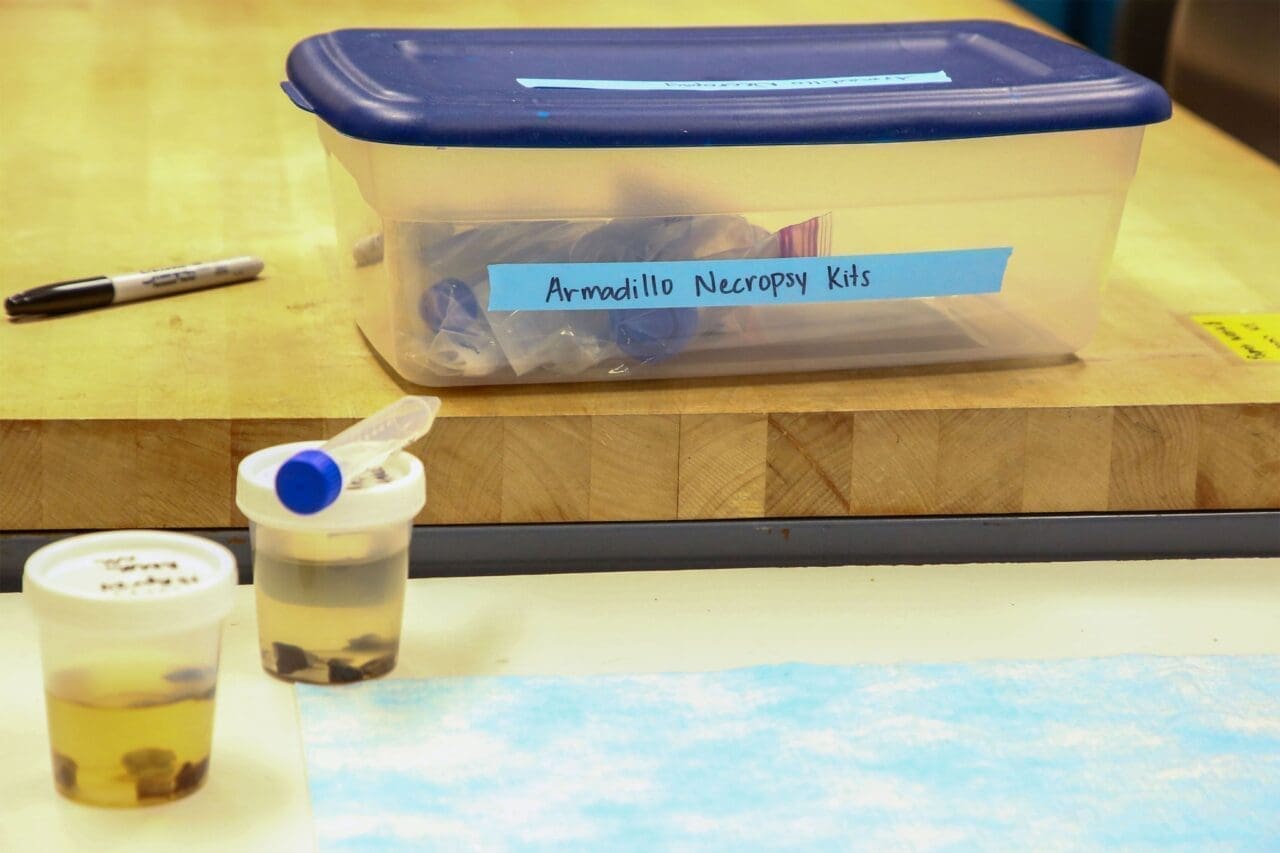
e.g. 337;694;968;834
516;71;951;92
487;247;1012;312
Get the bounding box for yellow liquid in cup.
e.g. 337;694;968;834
255;550;407;684
45;665;216;807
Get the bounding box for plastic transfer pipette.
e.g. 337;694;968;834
275;396;441;514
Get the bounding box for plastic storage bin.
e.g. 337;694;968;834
283;21;1171;386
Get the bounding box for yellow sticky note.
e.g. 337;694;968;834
1193;313;1280;362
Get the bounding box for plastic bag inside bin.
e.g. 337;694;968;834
394;213;829;379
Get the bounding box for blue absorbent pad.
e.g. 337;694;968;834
296;656;1280;850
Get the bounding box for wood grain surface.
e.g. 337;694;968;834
0;0;1277;529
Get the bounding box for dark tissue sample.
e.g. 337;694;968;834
276;637;397;682
122;747;175;775
161;668;217;701
273;642;312;676
326;655;396;683
123;748;208;801
174;757;209;794
345;633;395;652
123;747;177;800
162;667;214;683
359;655;397;679
327;660;364;684
136;772;176;800
52;751;77;790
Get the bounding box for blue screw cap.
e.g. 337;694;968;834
275;449;343;515
610;307;699;363
419;278;481;333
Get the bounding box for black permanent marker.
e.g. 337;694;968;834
4;256;264;317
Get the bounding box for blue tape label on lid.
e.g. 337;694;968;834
487;247;1012;312
516;71;952;92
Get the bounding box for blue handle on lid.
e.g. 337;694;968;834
280;80;314;113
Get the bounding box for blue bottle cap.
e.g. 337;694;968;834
275;449;343;515
419;278;481;333
610;307;698;363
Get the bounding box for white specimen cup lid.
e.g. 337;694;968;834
24;530;237;635
237;441;425;532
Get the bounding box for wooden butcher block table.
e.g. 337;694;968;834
1;0;1277;531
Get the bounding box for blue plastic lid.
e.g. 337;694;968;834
283;21;1170;148
275;449;343;515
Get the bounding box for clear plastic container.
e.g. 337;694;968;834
283;21;1171;386
237;441;426;685
23;531;236;808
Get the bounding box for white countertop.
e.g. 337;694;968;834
2;559;1278;852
